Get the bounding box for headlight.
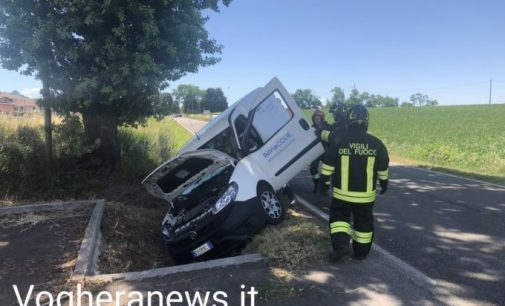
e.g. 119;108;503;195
212;182;238;215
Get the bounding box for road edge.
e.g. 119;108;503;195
294;194;438;291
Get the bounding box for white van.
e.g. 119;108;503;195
143;78;324;261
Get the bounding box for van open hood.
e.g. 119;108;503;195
142;150;235;205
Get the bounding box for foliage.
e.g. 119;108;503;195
0;115;192;199
172;84;205;114
202;88;228;112
0;0;230;166
153;93;179;118
410;93;439;107
330;87;346;106
346;88;362;106
292;89;322;109
0;0;230;124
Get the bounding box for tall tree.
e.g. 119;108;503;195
173;84;204;114
292;89;322;109
379;96;399;107
0;0;231;167
202;88;228;112
410;93;438;107
330;87;345;105
410;93;429;107
153;92;178;118
345;88;362;106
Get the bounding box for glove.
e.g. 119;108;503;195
379;179;388;195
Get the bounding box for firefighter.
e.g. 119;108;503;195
320;104;389;261
320;102;347;146
310;109;332;192
313;103;348;194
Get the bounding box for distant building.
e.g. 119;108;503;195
0;92;39;115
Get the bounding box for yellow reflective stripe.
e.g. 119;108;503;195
353;231;373;243
321;163;334;176
333;188;376;203
320;169;332;176
353;231;373;238
366;156;375;193
321;130;330;142
353;236;373;244
313;173;321;179
322;163;335;172
330;221;351;229
378;168;389;180
330;221;352;235
341;156;349;192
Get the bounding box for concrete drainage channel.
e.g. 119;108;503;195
70;200;263;283
0;199;263;287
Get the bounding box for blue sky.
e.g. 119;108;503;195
1;0;505;105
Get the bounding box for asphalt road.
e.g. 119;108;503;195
289;166;505;306
173;116;209;135
176;117;505;305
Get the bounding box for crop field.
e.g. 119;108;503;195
305;105;505;182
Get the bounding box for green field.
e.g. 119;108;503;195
305;105;505;183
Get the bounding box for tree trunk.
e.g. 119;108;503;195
81;104;120;171
44;106;52;164
40;81;52;177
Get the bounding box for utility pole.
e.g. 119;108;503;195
488;79;493;104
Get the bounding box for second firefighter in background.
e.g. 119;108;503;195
320;104;389;261
311;104;347;192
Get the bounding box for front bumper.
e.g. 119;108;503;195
162;196;266;261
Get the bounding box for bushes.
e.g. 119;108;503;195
0;115;191;200
0;125;46;197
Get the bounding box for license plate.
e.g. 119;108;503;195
191;242;213;257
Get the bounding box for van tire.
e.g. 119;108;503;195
257;185;285;225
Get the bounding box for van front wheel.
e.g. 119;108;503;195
258;186;285;225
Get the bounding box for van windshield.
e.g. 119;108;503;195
199;128;236;158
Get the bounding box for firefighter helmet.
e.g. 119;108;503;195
347;104;369;128
329;102;347;123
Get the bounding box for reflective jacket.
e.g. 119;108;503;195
319;121;347;148
320;127;389;203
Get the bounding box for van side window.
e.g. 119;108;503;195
252;91;293;142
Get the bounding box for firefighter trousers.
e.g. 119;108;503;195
310;157;321;180
329;198;374;259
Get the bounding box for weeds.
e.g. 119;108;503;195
0;115;192;201
244;209;331;271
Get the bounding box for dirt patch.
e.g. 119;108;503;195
0;207;91;305
98;185;174;274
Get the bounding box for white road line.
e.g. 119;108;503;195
390;162;505;189
295;194;437;291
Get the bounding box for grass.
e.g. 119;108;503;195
116;117;192;181
304;105;505;184
0;114;193;200
244;208;331;271
183;113;216;122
